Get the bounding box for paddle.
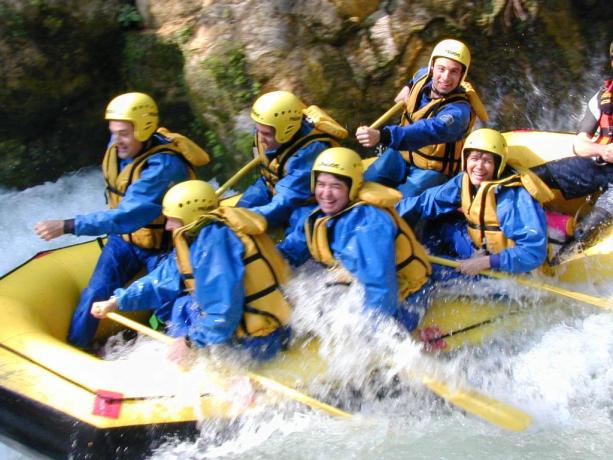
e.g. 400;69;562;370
419;375;532;431
369;100;405;130
106;312;532;430
429;255;613;311
214;100;404;199
215;157;261;198
105;312;351;418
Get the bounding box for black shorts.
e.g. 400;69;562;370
531;156;613;200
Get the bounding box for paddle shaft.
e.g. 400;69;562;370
214;100;403;199
107;312;532;429
107;312;174;345
429;255;613;310
215;157;261;198
369;100;405;129
105;312;351;418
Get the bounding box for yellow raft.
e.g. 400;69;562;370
0;130;611;457
416;130;613;350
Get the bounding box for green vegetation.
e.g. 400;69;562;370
2;0;609;191
202;45;261;107
0;1;123;189
118;4;142;28
172;24;193;46
189;117;227;179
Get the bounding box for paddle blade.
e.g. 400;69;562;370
422;377;532;432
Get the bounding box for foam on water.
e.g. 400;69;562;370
0;167;106;276
3;165;613;460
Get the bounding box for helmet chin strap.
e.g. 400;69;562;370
429;83;454;99
430;87;444;99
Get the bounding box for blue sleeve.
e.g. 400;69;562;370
187;223;246;346
331;206;399;316
383;100;471;152
249;140;328;228
396;173;463;225
74;153;190;236
236;176;272;209
491;187;548;273
115;252;182;311
276;210;312;267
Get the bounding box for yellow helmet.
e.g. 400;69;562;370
105;92;159;142
311;147;363;200
162;180;219;226
250;91;306;144
428;39;471;84
461;128;508;179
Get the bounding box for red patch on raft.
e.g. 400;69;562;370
93;390;123;419
418;326;447;352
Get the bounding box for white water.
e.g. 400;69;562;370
1;167;612;459
0;168;106;277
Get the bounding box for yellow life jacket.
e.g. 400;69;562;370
461;169;554;254
399;73;489;177
173;207;292;338
304;182;431;300
254;105;347;193
102;127;210;249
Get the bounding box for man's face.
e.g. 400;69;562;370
109;120;143;159
465;150;496;187
315;172;350;216
164;216;184;232
255;123;282;151
431;57;463;96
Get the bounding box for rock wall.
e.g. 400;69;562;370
0;0;124;187
1;0;611;188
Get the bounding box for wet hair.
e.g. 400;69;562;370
464;149;504;179
493;156;502;178
314;171;352;190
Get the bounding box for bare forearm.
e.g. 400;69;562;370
573;132;613;162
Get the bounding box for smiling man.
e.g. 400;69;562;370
278;147;432;332
34;92;210;349
91;180;292;363
355;39;488;197
237;90;347;231
397;128;549;275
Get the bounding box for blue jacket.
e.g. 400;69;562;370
278;205;399;316
114;223;246;347
237;119;331;228
75;134;191;236
382;68;472;152
397;173;548;273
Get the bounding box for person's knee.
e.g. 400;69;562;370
364;149;407;186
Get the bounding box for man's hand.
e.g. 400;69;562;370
601;143;613;163
91;297;119;319
457;255;491;276
34;220;65;241
355;126;381;148
394;85;410;103
167;337;193;364
573;132;613;162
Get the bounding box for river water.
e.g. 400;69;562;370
2;161;612;459
2;54;612;460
